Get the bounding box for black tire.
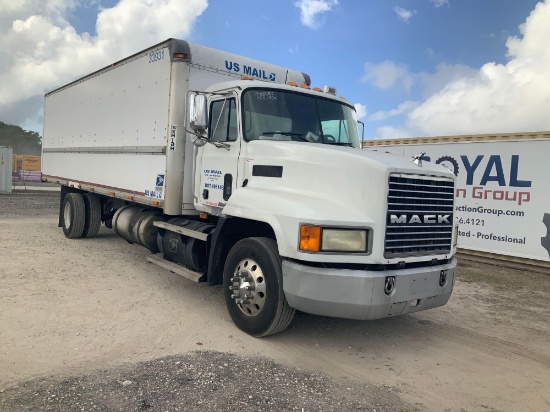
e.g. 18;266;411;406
62;193;86;239
223;237;295;337
82;193;102;238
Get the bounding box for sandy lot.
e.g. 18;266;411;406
1;192;549;411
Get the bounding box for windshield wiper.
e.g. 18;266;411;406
259;131;308;142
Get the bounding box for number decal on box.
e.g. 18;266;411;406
149;50;165;63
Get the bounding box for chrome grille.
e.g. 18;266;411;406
385;174;454;258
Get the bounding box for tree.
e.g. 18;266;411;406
0;121;42;155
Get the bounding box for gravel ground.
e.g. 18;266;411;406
0;192;409;411
1;192;549;412
0;191;58;217
0;351;406;412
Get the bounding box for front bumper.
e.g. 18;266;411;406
282;257;457;320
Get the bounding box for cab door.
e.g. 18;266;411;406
197;97;241;210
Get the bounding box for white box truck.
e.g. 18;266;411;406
42;39;458;337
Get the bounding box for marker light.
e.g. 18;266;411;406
300;84;311;89
241;75;254;80
324;85;337;95
299;225;321;252
312;87;323;92
173;53;187;59
287;81;298;87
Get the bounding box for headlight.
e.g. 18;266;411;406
299;225;369;253
322;229;367;252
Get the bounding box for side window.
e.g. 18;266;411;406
321;120;349;141
209;98;237;142
317;99;353;144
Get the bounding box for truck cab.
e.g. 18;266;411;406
188;79;457;334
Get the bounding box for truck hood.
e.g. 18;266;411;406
242;141;454;210
224;140;455;262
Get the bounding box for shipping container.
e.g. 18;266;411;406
12;155;41;172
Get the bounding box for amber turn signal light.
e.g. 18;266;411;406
299;225;321;252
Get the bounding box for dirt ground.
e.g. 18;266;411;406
1;192;549;411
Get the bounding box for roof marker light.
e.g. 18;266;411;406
287;81;298;87
241;75;254;80
312;87;323;92
324;85;337;95
173;53;187;59
300;84;311;89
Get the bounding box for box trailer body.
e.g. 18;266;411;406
43;40;309;215
42;39;458;337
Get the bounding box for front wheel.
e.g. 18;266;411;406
223;237;295;337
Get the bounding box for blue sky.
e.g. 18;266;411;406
1;0;549;139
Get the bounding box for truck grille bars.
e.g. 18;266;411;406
385;174;454;258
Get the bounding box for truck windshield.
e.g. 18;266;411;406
242;89;360;148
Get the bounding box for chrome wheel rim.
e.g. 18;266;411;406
229;258;267;316
63;202;72;228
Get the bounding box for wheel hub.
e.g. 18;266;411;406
229;258;266;316
63;202;72;228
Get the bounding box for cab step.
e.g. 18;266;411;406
146;253;204;283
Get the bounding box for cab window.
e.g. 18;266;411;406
209;98;237;142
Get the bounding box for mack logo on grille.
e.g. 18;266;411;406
390;214;451;224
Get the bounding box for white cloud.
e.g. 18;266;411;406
0;0;208;132
354;103;367;120
369;0;550;139
430;0;450;8
362;60;476;96
362;60;414;90
406;0;550;136
374;125;412;139
295;0;338;30
417;63;478;97
393;6;416;23
369;101;418;121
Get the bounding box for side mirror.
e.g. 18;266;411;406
189;94;208;132
357;120;365;149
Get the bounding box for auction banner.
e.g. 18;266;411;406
371;139;550;262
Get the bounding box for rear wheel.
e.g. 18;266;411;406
62;193;85;239
82;193;101;238
223;237;295;337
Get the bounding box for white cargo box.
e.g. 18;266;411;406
42;38;310;214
